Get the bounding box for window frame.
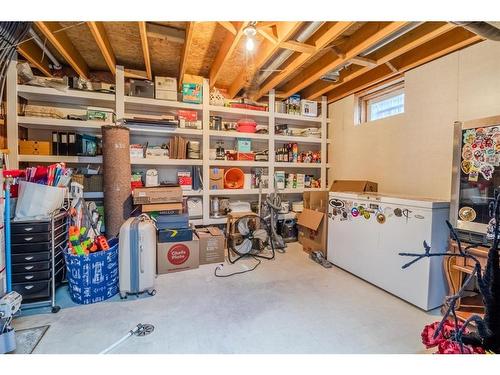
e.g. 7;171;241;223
357;79;405;124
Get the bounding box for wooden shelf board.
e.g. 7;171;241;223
131;158;202;166
125;96;202;112
208;130;269;140
275;112;322;124
18;85;115;108
208;189;270;196
274;162;322;169
274;135;322;144
208;105;269;120
209;160;269;167
18;154;102;164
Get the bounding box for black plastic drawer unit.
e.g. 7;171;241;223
11;251;51;263
12;280;51;301
12;270;51;283
12;261;51;273
10;217;65;234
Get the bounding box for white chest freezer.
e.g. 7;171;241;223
327;191;450;311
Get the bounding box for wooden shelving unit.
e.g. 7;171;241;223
6;63;331;226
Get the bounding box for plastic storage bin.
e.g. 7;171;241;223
64;238;118;305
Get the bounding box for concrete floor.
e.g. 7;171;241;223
13;243;439;354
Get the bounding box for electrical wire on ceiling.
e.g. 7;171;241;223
0;22;32;105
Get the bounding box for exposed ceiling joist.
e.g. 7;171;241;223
146;23;185;43
209;21;248;88
302;22;454;100
254;21;355;100
17;40;53;77
385;61;398;73
124;68;149;80
35;21;89;79
349;56;377;67
218;21;237;35
280;40;317;54
87;21;116;75
257;27;279;44
138;21;152;80
326;28;483;103
277;22;409;99
227;21;303;99
178;22;194;89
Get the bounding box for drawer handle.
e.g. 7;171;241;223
24;237;34;241
25;285;34;290
24;227;34;232
25;275;34;280
25;256;34;261
25;266;34;270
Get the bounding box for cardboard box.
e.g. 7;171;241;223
300;99;318;117
303;191;329;213
297;208;327;255
158;227;193;243
133;186;183;205
157;236;199;273
330;180;378;193
196;227;225;265
182;74;203;104
155;76;177;92
236;138;252;152
156;90;177;101
209;168;224;190
141;202;183;213
19;140;50;155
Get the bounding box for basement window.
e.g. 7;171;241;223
358;80;405;123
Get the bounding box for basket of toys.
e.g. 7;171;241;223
64;231;118;305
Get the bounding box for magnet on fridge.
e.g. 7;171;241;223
480;163;494;180
461;160;473;174
376;213;386;224
394;208;402;217
351;207;359;217
414;214;425;219
468;170;479;182
384;207;394;217
329;199;345;208
459;206;476;222
363;211;370;220
462;148;473;161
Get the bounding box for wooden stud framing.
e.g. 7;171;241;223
349;56;377;67
87;21;116;75
276;22;408;99
218;21;237;35
178;22;194;89
35;21;89;79
257;27;279;44
17;40;53;77
254;21;355;100
280;40;316;54
302;22;455;100
209;21;248;88
138;21;152;80
227;21;303;98
325;27;482;103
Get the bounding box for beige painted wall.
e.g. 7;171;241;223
328;40;500;200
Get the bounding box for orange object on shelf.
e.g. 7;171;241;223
224;168;245;189
236;152;255;161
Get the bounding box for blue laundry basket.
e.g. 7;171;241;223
64;238;119;304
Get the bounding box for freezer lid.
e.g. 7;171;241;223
329;191;450;209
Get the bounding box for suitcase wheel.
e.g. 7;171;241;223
148;289;157;296
119;292;127;299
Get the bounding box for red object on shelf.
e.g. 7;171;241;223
236;152;255;161
224;168;245;189
131;181;143;190
178;110;198;121
230;103;267;112
237;119;257;133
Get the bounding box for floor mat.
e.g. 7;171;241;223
12;325;50;354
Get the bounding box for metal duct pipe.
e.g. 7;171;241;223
360;22;423;57
256;21;323;85
29;29;62;70
452;21;500;41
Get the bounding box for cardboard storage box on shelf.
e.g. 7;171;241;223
157;235;200;273
196;227;225;265
132;186;183;205
182;74;203;104
19;140;50;155
155;76;177;91
209;168;224;190
330;180;378;192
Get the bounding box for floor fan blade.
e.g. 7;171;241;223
253;228;268;242
234;238;253;254
237;218;250;236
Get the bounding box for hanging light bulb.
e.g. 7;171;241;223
246;37;255;51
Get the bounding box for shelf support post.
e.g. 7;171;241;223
6;56;18;169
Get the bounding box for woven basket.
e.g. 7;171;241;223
72;174;84;185
83;175;103;192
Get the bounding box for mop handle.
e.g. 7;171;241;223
99;324;141;354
